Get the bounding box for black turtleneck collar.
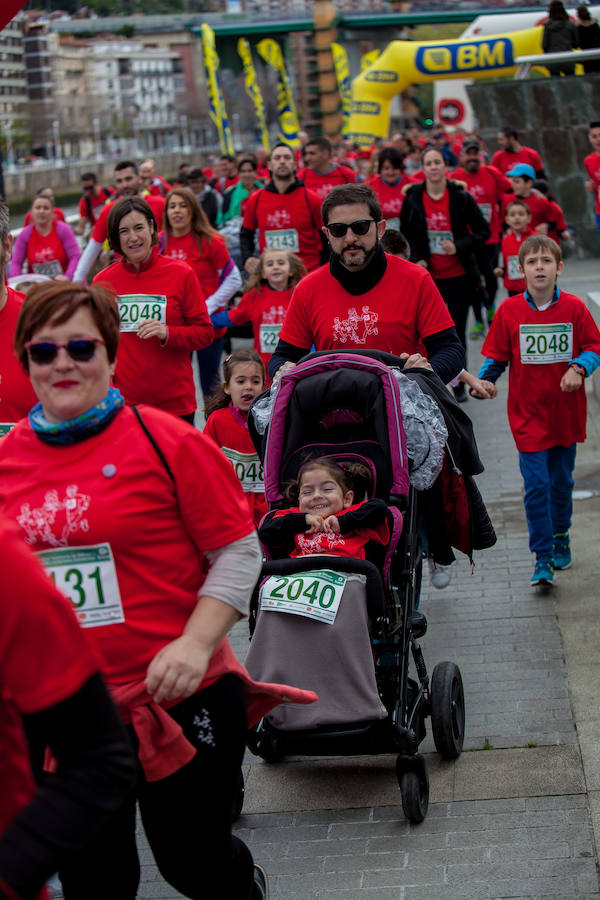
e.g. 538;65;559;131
329;242;387;296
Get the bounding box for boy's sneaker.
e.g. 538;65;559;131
252;864;269;900
553;531;572;569
470;321;484;339
428;557;452;589
486;307;496;325
531;558;554;586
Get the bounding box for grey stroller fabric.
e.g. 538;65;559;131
389;368;448;490
245;575;387;731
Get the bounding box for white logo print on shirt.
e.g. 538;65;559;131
18;485;91;547
332;306;379;345
262;305;288;324
266;210;292;228
296;532;347;554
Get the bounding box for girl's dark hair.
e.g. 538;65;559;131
506;198;531;215
548;0;568;19
377;147;404;173
204;349;266;417
578;4;592;20
245;249;307;292
285;458;373;505
164;187;215;248
421;145;445;166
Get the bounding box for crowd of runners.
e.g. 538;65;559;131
1;118;600;900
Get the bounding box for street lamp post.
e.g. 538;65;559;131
93;117;102;163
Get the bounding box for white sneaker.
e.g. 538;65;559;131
428;558;452;589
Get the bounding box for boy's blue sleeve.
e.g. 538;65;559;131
477;357;509;382
570;351;600;377
210;311;233;328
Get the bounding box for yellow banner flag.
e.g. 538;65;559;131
201;24;235;156
237;39;270;153
360;49;381;72
331;43;351;136
256;38;300;148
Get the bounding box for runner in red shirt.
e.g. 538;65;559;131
75;172;115;235
494;200;537;295
491;127;546;178
532;179;571;247
204;349;268;527
241;142;326;274
0;514;135;900
478;234;600;586
500;163;554;233
453;139;512;334
139;158;172;197
584;120;600;236
211;247;306;378
10;195;80;281
23;188;65;227
271;182;464;386
367;147;412;231
73;160;166;283
94;196;213;421
297;136;356;201
211;154;240;195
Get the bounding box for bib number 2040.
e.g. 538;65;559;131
260;569;347;625
37;543;125;628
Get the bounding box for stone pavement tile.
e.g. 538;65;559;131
453;745;585;800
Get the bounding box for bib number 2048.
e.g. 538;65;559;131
118;294;167;333
37;543;125;628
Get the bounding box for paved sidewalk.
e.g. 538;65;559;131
138;258;600;899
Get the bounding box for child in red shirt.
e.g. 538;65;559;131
203;349;267;527
479;234;600;586
494;200;537;295
259;459;389;560
210;248;306;380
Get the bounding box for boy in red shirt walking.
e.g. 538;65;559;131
494;200;537;295
479;235;600;586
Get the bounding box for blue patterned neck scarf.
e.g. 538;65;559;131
29;386;125;445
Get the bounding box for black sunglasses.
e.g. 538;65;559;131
326;219;375;238
25;338;106;366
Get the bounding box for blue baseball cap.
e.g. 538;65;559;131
506;163;536;180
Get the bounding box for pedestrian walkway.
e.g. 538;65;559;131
138;257;600;899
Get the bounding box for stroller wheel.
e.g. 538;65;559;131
247;722;284;764
232;768;245;823
399;769;429;823
430;661;465;760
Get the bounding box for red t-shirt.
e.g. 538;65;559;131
481;291;600;451
94;250;212;415
162;230;230;296
452;165;512;244
228;284;294;374
91;194;165;243
146;176;172;197
0;516;98;881
272;501;389;560
491;147;544;175
203;405;267;527
584;151;600;215
26;223;68;276
296;164;356;200
242;185;323;272
499;227;537;292
546;200;568;247
500;190;553;231
368;175;412;227
23;207;65;227
279;254;455;353
0;407;254;686
78;186;114;225
0;288;38;425
422;189;465;280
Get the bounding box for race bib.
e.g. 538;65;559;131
33;260;63;277
265;229;299;252
427;230;453;255
117;294;167;333
385;217;400;231
507;256;522;280
477;203;492;223
519;323;573;364
260;569;347;625
259;323;282;353
0;423;15;436
222;448;264;492
37;543;124;628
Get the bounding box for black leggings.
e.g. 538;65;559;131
58;675;254;900
434;274;472;350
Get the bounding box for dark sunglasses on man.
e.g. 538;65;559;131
326;219;375;238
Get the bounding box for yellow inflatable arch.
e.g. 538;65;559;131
348;27;543;145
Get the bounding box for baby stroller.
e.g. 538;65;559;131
245;349;468;824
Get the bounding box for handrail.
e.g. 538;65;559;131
514;47;600;77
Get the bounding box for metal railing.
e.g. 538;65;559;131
515;47;600;77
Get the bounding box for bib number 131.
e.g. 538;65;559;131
37;543;125;628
